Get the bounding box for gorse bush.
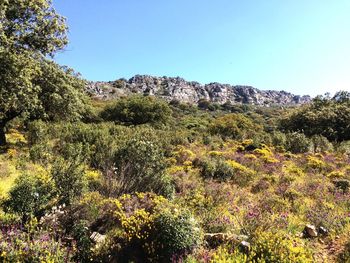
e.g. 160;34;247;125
310;134;333;153
209;232;312;263
195;158;235;181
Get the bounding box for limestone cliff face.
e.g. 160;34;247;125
86;75;311;105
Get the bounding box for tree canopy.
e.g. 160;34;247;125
0;0;87;145
280;92;350;142
100;95;173;127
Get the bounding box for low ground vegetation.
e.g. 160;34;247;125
1;95;350;262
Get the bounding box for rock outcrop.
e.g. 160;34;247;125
86;75;311;106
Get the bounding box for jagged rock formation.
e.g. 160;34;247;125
86;75;311;105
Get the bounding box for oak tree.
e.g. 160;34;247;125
0;0;86;145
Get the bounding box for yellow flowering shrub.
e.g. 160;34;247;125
209;151;226;157
282;162;305;177
211;246;247;262
172;146;196;164
327;170;345;179
209;231;312;263
6;129;27;144
226;160;254;175
244;154;258;160
306;155;326;170
253;145;279;164
249;231;313;263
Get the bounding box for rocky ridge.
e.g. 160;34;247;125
86;75;311;105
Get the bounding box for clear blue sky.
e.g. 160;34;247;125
53;0;350;96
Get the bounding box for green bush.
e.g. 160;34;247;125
71;220;93;262
151;209;202;261
195;158;235;182
110;129;174;198
285;132;311;153
209;113;262;140
270;131;287;148
310;135;333;153
4;172;55;221
100;95;172;127
51;157;87;205
336;140;350;156
280;94;350;142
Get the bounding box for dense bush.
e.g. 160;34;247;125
51;157;87;205
4;170;55;221
210;113;262;140
110;129;174;198
195;157;255;186
195;158;235;181
285;132;311;153
280;93;350;142
150;209;202;261
310;135;333;153
100;95;172;127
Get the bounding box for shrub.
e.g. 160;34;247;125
110;129;174;198
336;140;350;156
3;171;55;221
150;209;202;261
71;220;93;262
100;95;172;127
270;131;287;148
210;232;312;263
248;231;312;263
195;158;254;186
338;239;350;262
285;132;311;153
209;113;262;140
90;193;202;262
310;135;333;153
280;94;350;141
0;226;72;262
51;157;87;205
197;99;211;110
196;158;235;182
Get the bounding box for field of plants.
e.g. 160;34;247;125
0;95;350;262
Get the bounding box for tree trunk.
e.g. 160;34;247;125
0;123;6;146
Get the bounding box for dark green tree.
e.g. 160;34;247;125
280;92;350;142
101;95;172;127
0;0;86;145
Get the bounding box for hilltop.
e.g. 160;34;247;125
87;75;311;105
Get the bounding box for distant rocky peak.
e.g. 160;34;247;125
86;75;311;106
